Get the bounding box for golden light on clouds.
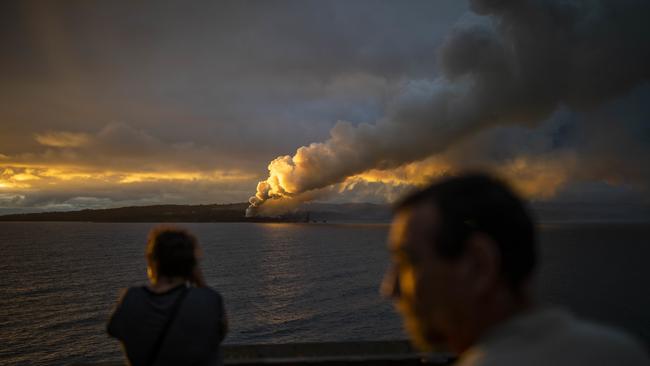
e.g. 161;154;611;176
344;157;452;188
338;154;575;202
117;171;256;184
1;168;38;189
34;131;91;148
0;165;256;191
498;156;574;200
37;169;96;181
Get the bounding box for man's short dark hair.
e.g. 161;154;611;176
146;226;198;279
395;173;536;290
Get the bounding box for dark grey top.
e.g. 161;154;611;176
107;284;227;366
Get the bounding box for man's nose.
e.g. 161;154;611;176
380;265;401;299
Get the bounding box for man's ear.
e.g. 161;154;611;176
459;232;501;296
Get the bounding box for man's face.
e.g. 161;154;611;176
382;203;468;351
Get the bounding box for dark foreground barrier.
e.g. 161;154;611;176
223;340;454;365
77;340;455;366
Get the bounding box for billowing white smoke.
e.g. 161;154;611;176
248;0;650;214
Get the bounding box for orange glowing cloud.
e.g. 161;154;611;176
496;156;575;200
117;171;256;184
0;165;256;191
338;154;575;202
344;156;452;188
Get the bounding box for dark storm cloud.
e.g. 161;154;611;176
0;0;466;160
434;84;650;202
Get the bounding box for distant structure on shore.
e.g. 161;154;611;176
245;205;257;218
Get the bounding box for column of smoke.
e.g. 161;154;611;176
248;0;650;216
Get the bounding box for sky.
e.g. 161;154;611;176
0;0;649;214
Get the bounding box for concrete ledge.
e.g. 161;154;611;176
76;341;455;365
223;340;454;365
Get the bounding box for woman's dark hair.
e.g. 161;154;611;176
395;173;537;290
146;226;198;279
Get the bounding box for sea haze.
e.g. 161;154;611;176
0;222;649;365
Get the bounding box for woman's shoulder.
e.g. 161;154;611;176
187;287;225;309
117;285;164;305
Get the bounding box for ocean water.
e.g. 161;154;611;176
0;222;648;365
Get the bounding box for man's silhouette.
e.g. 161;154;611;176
382;173;648;365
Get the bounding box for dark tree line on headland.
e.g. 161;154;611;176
0;203;305;223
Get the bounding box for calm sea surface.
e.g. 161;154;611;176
0;222;649;365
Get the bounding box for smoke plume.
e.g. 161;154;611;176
249;0;650;213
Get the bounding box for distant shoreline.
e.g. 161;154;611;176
0;202;392;223
0;218;308;223
0;203;304;223
2;202;648;224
